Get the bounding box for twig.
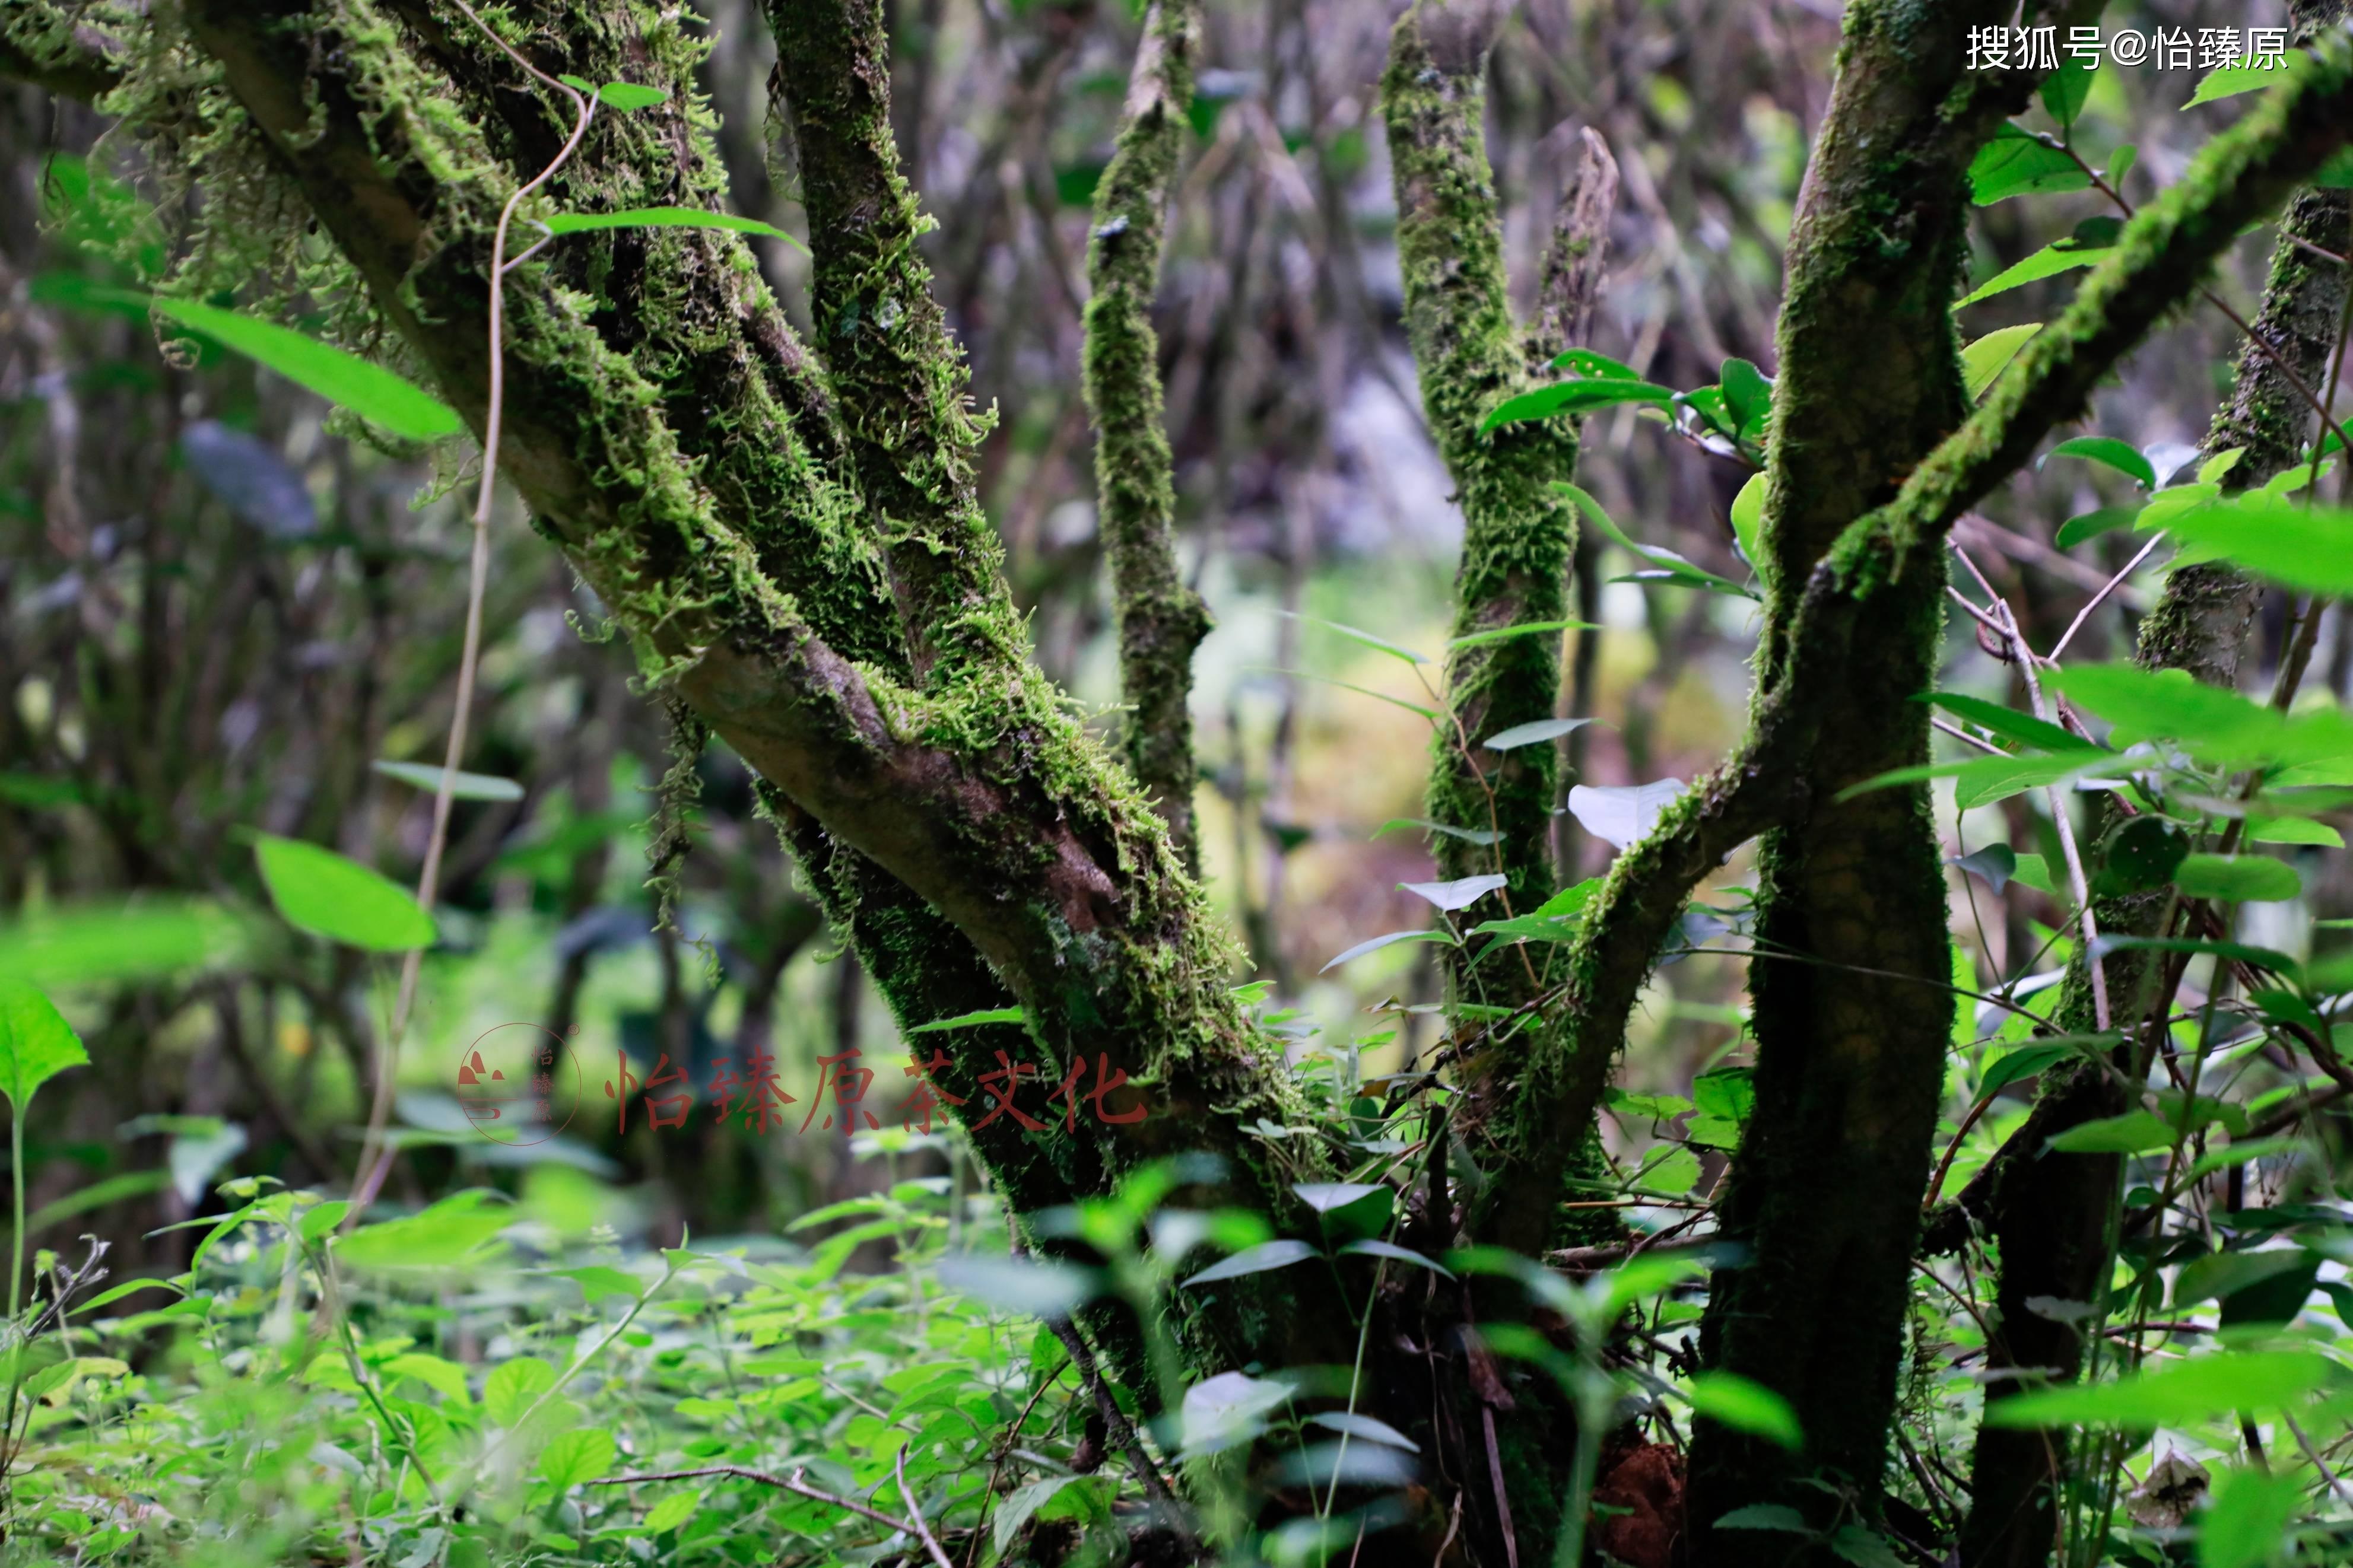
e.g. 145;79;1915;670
2048;532;2167;662
1042;1312;1186;1517
348;0;597;1218
895;1443;960;1568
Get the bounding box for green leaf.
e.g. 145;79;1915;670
0;981;89;1114
539;206;809;254
1337;1239;1455;1278
1923;692;2102;753
995;1476;1079;1555
1549;347;1643;380
1719;357;1772;437
370;761;525;802
2317;147;2353;189
336;1190;513;1274
1180;1239;1319;1288
644;1490;701;1534
1319;929;1451;974
2055;506;2142;548
1446;618;1598;651
547;1264;642;1304
383;1352;474;1406
1282;610;1427;666
140;295;461;441
1561;482;1755;596
485;1357;558;1426
297;1200;351;1242
252;834;436;952
2050;663;2353;767
1984;1349;2345;1429
1688;1372;1802;1451
1714;1503;1810;1534
1729;472;1765;568
1308;1411;1420;1451
2173;854;2301;904
2091;934;2300;981
2045;1110;2177;1155
2198;1466;2303;1568
936;1255;1100;1316
1950;842;2017;893
2044;436;2157;489
1963;323;2043;401
2184;65;2279;110
538;1428;617;1490
1828;1526;1906;1568
2167;496;2353;597
2041;56;2092;129
1961;241;2098;307
1482;717;1593;750
1479;378;1674;433
1970;129;2092;205
1980;1043;2076;1097
596;81;665;111
2106;144;2138;191
1400;874;1509;912
908;1006;1025;1033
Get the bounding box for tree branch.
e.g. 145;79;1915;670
1083;0;1212;870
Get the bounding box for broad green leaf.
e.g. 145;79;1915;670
1923;692;2102;754
2055;506;2142;548
1447;618;1597;651
142;295;461;440
2010;852;2056;894
1963;323;2043;401
1719;357;1771;436
2045;1109;2176;1155
546;1264;642;1303
1714;1503;1809;1533
1294;1182;1385;1214
0;980;88;1112
1970;129;2091;205
595;82;665;111
298;1200;351;1242
1550;347;1643;380
2090;935;2300;981
540;206;810;255
1482;717;1592;750
1479;377;1674;433
252;835;436;952
1729;471;1765;568
2198;1466;2303;1568
1337;1239;1455;1278
2184;65;2278;109
2041;56;2092;129
2173;854;2301;904
1828;1526;1906;1568
1688;1372;1802;1451
1983;1348;2344;1429
336;1190;513;1274
996;1476;1078;1554
1844;750;2105;810
538;1428;617;1490
2167;496;2353;597
2174;1248;2313;1310
1950;842;2017;892
1980;1043;2076;1097
383;1353;473;1406
0;901;246;988
485;1357;558;1426
644;1490;701;1534
2044;436;2157;489
2197;447;2245;486
1319;929;1450;974
1529;879;1603;920
1961;242;2099;307
908;1006;1025;1033
2051;663;2353;767
371;761;525;802
1181;1239;1319;1288
2317;147;2353;189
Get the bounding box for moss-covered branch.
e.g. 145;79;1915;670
1380;0;1581;994
1082;0;1212;871
0;2;129;101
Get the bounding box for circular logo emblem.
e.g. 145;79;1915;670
455;1023;580;1147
